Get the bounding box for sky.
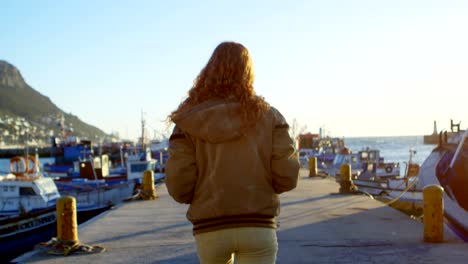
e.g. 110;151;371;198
1;0;467;140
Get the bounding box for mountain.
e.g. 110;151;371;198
0;60;109;144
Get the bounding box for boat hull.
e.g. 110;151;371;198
56;180;135;213
0;200;113;262
0;208;56;262
419;145;468;241
43;163;73;177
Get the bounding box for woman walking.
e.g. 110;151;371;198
166;41;299;264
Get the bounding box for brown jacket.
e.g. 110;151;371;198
165;99;299;234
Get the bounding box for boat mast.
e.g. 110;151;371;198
24;129;29;157
141;110;145;150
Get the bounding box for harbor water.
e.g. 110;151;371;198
345;135;435;167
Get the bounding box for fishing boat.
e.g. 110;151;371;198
298;148;321;167
101;110;165;182
297;132;346;169
327;147;425;213
419;128;468;241
327;148;401;178
0;156;60;260
0;208;57;261
54;155;138;220
53;154;137;221
64;151;162;185
43;136;93;177
0;154;136;260
353;150;423;214
54;179;135;222
0;156;60;217
44;112;164;182
114;148;160;183
150;138;169;172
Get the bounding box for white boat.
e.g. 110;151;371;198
124;148;158;183
68;152;162;184
0;176;60;216
354;176;422;200
0;154;136;260
327;148;421;213
0;156;60;260
1;156;60;217
54;154;137;221
297;133;346;169
353;150;418;193
327;148;401;178
1;155;134;221
55;179;135;221
352;150;423;209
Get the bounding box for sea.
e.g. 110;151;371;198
344;135;436;167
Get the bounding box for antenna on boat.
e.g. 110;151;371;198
408;148;416;164
404;148;419;178
25;129;29;157
141;110;146;150
35;148;41;178
120;144;125;169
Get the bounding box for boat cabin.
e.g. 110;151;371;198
329;148;400;179
0;176;60;216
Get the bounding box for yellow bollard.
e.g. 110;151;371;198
423;184;444;243
56;196;78;242
340;164;352;183
309;157;317;177
339;164;356;193
142;170;157;200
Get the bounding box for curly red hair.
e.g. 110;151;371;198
170;41;269;126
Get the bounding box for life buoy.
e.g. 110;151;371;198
385;165;393;173
25;156;37;174
10;156;27;176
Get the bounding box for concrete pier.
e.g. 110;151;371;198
15;169;468;263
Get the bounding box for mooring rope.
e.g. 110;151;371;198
36;237;106;256
381;178;420;206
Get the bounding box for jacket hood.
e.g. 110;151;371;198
172;99;244;143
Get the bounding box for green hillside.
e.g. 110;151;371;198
0;60;109;145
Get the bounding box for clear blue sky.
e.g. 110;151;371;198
1;0;467;140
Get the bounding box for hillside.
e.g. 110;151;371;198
0;60;109;145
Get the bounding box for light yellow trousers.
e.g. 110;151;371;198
195;227;278;264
